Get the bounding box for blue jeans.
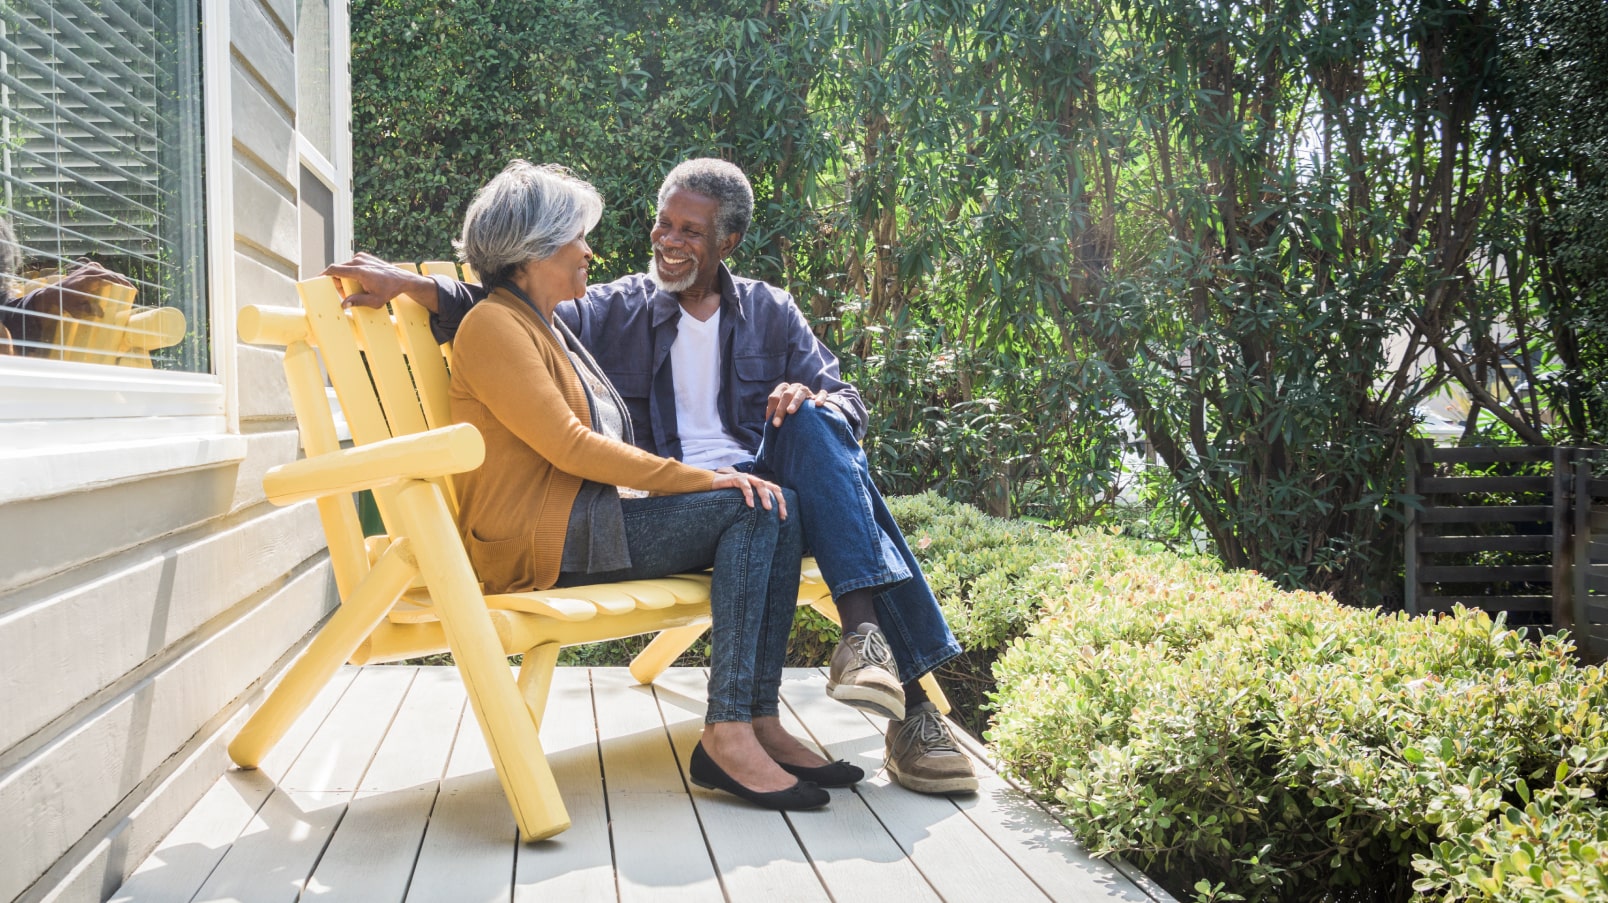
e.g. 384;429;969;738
748;401;962;682
556;488;801;724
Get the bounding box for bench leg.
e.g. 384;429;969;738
229;538;417;768
516;642;561;729
395;480;570;841
629;622;711;686
808;596;953;716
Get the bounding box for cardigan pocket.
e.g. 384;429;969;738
465;529;540;594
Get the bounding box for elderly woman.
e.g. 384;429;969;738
448;161;856;810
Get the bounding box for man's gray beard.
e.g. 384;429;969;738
648;257;697;294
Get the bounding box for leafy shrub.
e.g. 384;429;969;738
988;545;1608;902
883;492;1106;734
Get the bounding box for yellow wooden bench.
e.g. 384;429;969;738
233;273;946;841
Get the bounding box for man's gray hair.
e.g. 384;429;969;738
455;160;602;288
658;158;753;245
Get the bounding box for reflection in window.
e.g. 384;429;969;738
0;0;206;370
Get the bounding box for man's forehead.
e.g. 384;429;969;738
657;188;719;222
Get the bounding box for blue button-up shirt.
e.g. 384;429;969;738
431;264;866;460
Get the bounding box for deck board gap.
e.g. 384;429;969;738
346;665;420;793
649;678;734;903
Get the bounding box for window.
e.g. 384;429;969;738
0;0;206;371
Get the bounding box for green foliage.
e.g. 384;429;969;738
1497;0;1608;445
350;0;743;281
886;492;1115;734
351;0;1608;604
989;545;1608;902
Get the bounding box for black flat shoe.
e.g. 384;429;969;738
778;758;864;788
688;742;831;810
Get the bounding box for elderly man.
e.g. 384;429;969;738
328;158;977;795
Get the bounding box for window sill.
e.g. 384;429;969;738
0;432;248;505
0;357;243;504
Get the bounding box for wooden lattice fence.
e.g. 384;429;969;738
1574;451;1608;660
1405;444;1608;661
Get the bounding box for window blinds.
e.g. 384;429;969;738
0;0;205;370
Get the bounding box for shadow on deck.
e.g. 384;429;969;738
111;667;1172;902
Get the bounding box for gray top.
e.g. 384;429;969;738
550;313;635;575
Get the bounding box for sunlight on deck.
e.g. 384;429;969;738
111;667;1171;902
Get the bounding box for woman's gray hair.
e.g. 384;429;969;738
455;160;602;288
658;158;753;245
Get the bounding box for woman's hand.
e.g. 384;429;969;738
710;471;788;519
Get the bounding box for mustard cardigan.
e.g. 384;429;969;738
449;288;716;593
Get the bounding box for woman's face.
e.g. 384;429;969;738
528;233;593;304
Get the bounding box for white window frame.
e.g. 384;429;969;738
0;0;244;502
296;0;352;270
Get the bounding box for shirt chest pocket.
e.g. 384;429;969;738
733;354;784;425
607;368;651;399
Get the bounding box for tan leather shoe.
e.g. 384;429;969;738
885;701;979;794
825;622;905;721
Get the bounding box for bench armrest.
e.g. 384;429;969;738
264;423;484;505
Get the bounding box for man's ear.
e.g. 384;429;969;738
718;231;742;260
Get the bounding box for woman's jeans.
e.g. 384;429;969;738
556;488;802;724
746;401;962;682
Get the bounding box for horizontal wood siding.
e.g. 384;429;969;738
1;0;352;897
1;562;334;902
0;501;325;753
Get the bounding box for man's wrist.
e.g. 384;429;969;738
406;274;442;313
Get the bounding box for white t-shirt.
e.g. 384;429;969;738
671;309;752;470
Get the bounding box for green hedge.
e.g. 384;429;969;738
987;531;1608;902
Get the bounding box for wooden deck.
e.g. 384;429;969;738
110;667;1171;903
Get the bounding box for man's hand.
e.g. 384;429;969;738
766;382;832;427
322;252;440;312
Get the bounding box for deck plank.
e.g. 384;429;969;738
185;790;345;903
778;669;1052;903
514;668;618;903
279;666;417;793
405;702;517;903
108;770;276;903
773;671;944;903
188;666;415;902
255;666;360;783
360;667;466;793
302;791;436;903
592;668;722;903
110;667;1167;903
306;669;467;902
652;669;831;903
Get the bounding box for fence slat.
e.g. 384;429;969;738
1416;595;1553;614
1418;505;1553;524
1418;476;1553;494
1419;565;1554;583
1406;446;1604;659
1419;535;1551;554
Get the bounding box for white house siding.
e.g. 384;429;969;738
0;0;350;899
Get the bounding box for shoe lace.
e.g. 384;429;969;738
847;628;895;672
893;707;957;758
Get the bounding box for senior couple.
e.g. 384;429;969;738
332;158;975;809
